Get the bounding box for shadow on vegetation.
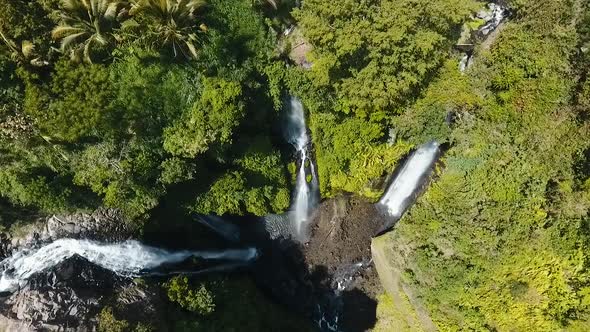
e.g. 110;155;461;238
250;234;378;332
142;209;378;331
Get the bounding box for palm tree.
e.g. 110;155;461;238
130;0;206;59
51;0;127;63
0;29;49;67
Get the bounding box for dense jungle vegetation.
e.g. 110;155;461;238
2;0;590;330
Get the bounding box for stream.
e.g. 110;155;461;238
0;239;257;293
0;96;443;332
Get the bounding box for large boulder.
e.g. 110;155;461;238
0;254;165;332
1;209;135;260
0;255;122;331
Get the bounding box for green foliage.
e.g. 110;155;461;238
293;0;478;114
191;135;291;216
72;139;162;218
0;0;290;219
35;60;115;141
394;60;482;145
193;171;247;215
98;306;154;332
198;0;276;76
166;276;215;315
381;0;590;330
109;48;198;136
164;77;244;157
98;306;129;332
310;111;412;198
160;157;196;185
373;293;425;332
0;166;71;212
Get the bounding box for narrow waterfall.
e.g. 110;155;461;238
0;239;258;293
478;3;508;37
379;141;440;219
459;3;508;72
285;97;318;241
459;54;472;72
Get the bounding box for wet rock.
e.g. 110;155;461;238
253;196;387;331
2;208;136;260
0;255;126;331
0;234;11;260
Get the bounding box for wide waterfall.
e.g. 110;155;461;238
285;97;319;241
379;141;440;219
0;239;258;293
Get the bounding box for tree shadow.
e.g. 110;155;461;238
249;233;378;332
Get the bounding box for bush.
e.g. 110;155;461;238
98;307;129;332
166;276;215;315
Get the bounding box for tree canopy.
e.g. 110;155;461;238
2;0;590;330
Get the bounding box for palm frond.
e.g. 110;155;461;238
83;38;94;63
51;26;85;39
21;41;36;58
185;40;197;59
104;2;120;20
60;31;88;51
52;0;126;62
63;0;86;11
129;0;206;60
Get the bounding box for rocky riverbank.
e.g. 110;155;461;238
0;195;396;332
0;209;136;259
0;209;158;331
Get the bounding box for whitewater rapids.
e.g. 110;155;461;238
379;141;440;218
0;239;258;293
285;97;319;241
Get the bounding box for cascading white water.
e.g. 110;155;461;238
285;97;318;240
379;141;440;218
459;3;508;72
478;3;507;36
459;54;472;72
0;239;258;293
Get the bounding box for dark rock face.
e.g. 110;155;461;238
0;255;166;332
0;197;390;332
253;195;387;332
0;209;135;261
0;209;146;332
0;255;123;331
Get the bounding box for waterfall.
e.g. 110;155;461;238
0;239;258;293
459;54;472;72
285;97;318;241
478;3;508;37
379;141;440;219
459;3;508;72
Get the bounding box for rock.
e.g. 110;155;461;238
112;281;167;329
283;27;313;69
253;196;387;331
0;208;136;261
43;208;133;242
0;255;124;331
